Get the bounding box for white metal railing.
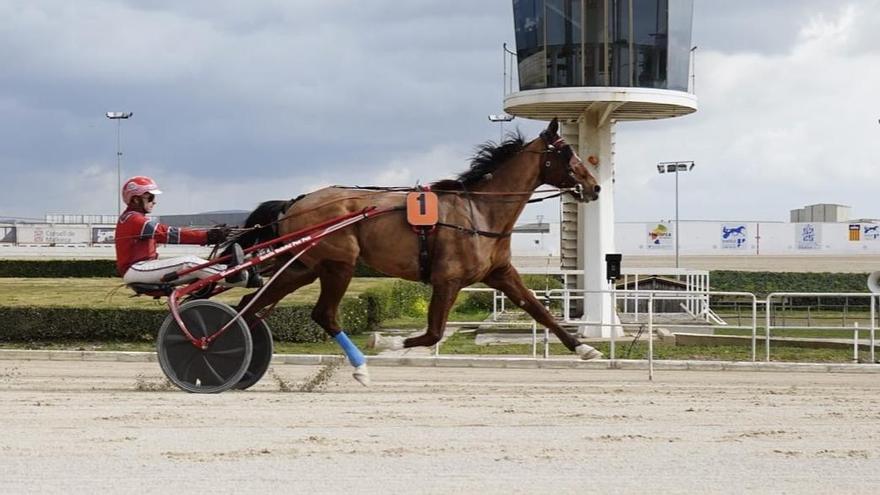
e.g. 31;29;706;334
764;292;878;363
447;286;879;379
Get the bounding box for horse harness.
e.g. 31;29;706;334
243;135;580;284
398;136;580;283
401;184;516;283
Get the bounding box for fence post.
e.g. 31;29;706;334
765;295;772;362
531;321;537;358
853;322;860;363
751;297;757;362
871;296;876;364
609;286;616;362
648;292;654;381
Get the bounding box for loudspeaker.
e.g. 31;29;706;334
868;271;880;294
605;253;622;282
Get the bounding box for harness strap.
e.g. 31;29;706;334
412;185;434;284
435;222;511;238
417;226;432;283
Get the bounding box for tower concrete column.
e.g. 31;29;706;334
576;109;622;337
560;108;621;338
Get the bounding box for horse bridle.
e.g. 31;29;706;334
538;132;587;201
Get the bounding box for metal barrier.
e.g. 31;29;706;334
764;292;878;363
441;287;546;357
442;286;879;378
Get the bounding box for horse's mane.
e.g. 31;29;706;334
432;132;526;190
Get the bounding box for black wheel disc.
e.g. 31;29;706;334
233;319;274;390
157;300;253;393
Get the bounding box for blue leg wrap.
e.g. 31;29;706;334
334;331;366;367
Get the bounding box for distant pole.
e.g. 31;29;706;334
488;114;515;142
675;166;680;268
657;161;695;268
690;46;698;93
106;112;133;214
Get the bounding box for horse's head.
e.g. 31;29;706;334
537;118;601;202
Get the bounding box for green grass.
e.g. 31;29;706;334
716;327;875;339
436;332;872;362
382;308;490;329
3;334;873;363
0;277;388;309
1;278;874;363
0;334;381;355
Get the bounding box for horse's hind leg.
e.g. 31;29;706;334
236;264;318;326
311;260;370;386
483;264;602;360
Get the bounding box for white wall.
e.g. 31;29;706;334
5;220;880;258
614;221;880;255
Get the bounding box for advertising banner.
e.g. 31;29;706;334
92;227;116;244
0;226;15;243
646;223;673;250
863;223;880;242
721;224;748;249
795;223;821;250
849;224;861;241
16;225;91;245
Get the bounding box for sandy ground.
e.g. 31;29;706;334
2;360;880;494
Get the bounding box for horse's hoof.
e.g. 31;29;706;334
367;332;404;351
366;332;380;349
576;344;603;360
353;364;370;387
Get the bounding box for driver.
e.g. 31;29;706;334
115;175;260;288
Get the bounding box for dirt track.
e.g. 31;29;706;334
2;359;880;494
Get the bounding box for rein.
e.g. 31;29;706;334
336;185;574;204
226;138;581;243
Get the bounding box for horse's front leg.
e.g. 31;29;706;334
483;264;603;360
368;280;461;351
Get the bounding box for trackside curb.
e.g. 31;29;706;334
1;349;879;374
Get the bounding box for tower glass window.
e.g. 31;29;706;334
512;0;693;91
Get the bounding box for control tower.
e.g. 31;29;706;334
505;0;697;337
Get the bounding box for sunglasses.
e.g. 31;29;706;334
144;193;156;203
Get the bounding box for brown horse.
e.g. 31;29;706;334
234;119;602;385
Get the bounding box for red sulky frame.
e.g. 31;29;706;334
161;206;394;350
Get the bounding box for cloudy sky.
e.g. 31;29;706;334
1;1;878;225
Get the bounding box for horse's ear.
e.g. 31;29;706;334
547;118;559;136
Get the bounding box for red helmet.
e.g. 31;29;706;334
122;176;163;205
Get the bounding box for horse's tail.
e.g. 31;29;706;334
236;198;298;249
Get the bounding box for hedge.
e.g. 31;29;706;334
709;271;871;298
0;259;385;278
0;260;118;278
0;295;380;343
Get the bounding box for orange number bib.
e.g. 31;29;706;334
406;191;439;226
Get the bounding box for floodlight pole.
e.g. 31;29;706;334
657;161;695;268
106;112;133;214
488;114;515;143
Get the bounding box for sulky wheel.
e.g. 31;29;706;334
233;319;274;390
157;300;253;393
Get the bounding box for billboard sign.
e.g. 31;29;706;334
92;227;116;244
16;225;91;245
646;223;673;250
721;224;748;249
0;226;14;243
795;223;821;250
